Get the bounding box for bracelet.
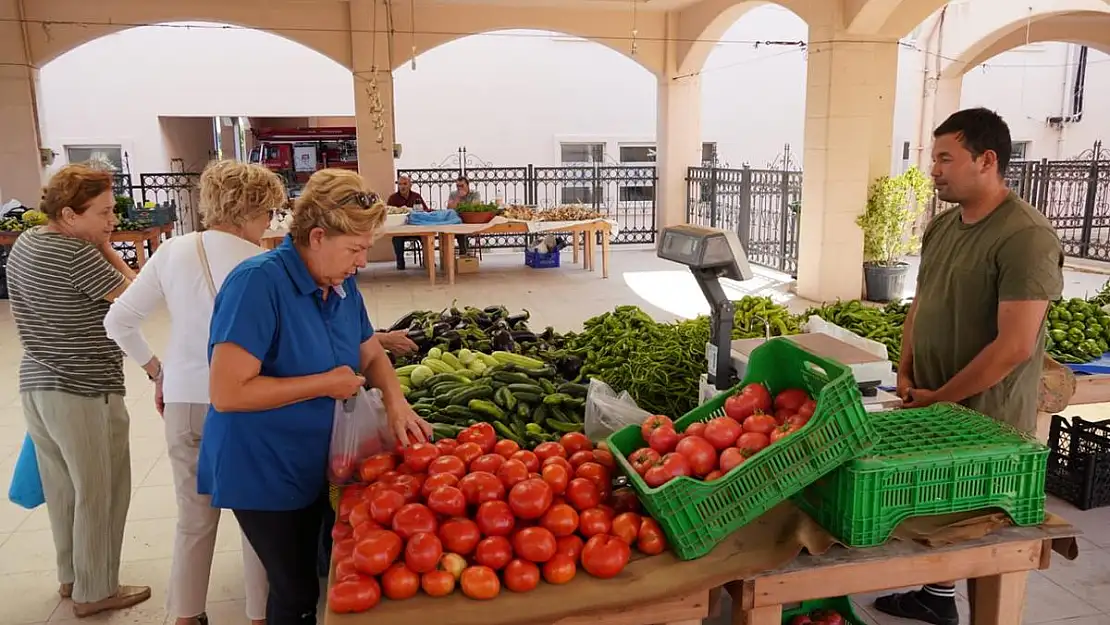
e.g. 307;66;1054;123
147;364;163;382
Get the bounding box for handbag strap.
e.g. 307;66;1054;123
194;233;218;300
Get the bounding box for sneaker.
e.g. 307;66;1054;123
72;585;152;618
873;588;959;625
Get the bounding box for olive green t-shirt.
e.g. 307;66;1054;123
912;191;1063;434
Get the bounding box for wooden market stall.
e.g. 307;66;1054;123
0;225;169;269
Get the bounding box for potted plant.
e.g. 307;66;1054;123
855;167;932;302
455;201;500;224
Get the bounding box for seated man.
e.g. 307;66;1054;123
446;175;481;255
387;174;427;270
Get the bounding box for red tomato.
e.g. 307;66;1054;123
703;417;743;450
377;470;401;484
812;609;845;625
402;443;440;473
533;442;567;464
391;503;437;540
685;421;708;438
774;408;795;425
592;448;615;470
381;563;420;600
352;521;382;542
771;423;799;443
471;452;506;473
333;538;356;562
359;453;397;483
475;500;516;537
458;471;505;506
508;478;554;519
578;508;612;537
434;438;458;455
611;512;642;545
460;565;501;600
674;435;717;476
797;399;817;420
391;474;423;503
705;470;724;481
539;503;579;537
723;383;772;422
644;453;691;487
404;531;443;574
640;415;674;440
774;388;809;412
559;432;593;455
581;534;631;579
330;454;356;482
542;554;577;584
425;486;466;517
568;450;596;469
420;570;456;597
787;414;812;428
647;427;680;454
427;455;467;479
628;448;661;476
719;447;750;473
334;557;360;583
555;534;584;561
743;413;778;435
348;501;372;529
438;517;481;554
352;530;402;575
503;559;541;593
332;521;354;542
565;478;602;510
453;442;484;466
328;576;380;613
421;473;459;498
542;455;574;472
541;463;570;495
493;438;520;459
512;526;557;563
510;450;541;472
736;431;770;454
457;423;497;454
496;458;530;490
473;536;513;570
609;487;642;514
367;489;405;525
575;462;610;488
637;517;668;555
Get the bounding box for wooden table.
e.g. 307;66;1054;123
1070;373;1110;405
728;524;1078;625
0;226;167;269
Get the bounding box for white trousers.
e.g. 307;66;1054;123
163;403;268;620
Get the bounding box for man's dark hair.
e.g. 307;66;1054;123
933;107;1013;174
456;175;470;184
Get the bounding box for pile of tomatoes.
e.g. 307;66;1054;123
790;607;846;625
328;422;669;613
627;383;817;487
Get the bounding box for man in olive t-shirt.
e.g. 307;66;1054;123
874;109;1063;625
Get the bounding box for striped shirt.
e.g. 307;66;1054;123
6;227;127;396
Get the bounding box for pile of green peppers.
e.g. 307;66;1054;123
804;300;909;364
1046;298;1110;364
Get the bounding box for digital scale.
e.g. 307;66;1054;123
656;225;901;411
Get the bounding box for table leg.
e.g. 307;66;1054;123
136;237;149;268
423;235;436;285
732;605;782;625
600;227;610;279
444;235;456;286
585;230;595;272
967;572;1028;625
572;231;581;265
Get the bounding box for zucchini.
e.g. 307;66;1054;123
395;364;421;376
547;419;582;433
410;365;435;388
439;352;463;371
421;357;455;375
493;371;534;385
506;383;545;395
428;347;443;359
450;385;494;406
491;351;546;370
469;399;506;422
556;383;588;398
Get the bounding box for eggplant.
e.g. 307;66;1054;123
430;321;453;337
483;305;502;315
441;330;463;351
406;328;427;344
388;311;419;332
506;311;531;326
491;329;515;352
511;331;539;343
476;313;493;328
556;354;583;380
541;326;557;342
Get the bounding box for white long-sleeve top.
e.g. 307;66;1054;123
104;231;264;404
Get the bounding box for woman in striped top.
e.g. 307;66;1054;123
6;164;151;618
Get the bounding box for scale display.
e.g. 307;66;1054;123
657;224;753;281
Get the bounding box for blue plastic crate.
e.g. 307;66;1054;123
525;249;560;269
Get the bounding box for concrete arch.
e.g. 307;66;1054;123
940;9;1110;79
674;0;811;77
24;0;352;68
847;0;947;38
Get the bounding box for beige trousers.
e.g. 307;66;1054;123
21;390;131;604
163;403;267;620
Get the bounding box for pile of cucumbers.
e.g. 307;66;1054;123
396;348;588;447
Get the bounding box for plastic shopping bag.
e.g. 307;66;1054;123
328;388;394;485
584;378;652;442
8;433;46;509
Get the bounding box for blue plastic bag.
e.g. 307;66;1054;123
406;210;462;226
8;433;45;509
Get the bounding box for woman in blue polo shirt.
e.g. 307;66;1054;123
199;168;431;625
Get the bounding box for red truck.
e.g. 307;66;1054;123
248;127;358;191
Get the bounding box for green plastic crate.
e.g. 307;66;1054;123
607;338;873;560
781;596;865;624
794;403;1048;548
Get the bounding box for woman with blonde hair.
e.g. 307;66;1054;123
104;160;284;625
7;164;148;618
197;168;431;625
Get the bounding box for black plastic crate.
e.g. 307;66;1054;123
1046;415;1110;510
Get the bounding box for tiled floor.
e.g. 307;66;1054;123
1;248;1109;625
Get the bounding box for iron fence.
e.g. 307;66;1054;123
114;172;202;235
685;164;802;275
930;141;1110;261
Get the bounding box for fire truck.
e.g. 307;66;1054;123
248;127;358;192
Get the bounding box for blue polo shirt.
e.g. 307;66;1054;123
197;236;374;511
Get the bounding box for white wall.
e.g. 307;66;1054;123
37;10;1109;179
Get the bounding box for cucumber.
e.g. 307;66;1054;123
469;399;507;422
531;404;548;427
506;383;545;395
513;391;543;405
426;373;472;387
538;378;557;394
543;393;575;406
442;405;479;422
431;382;466;398
548;405;576;424
493;422;526;445
432;423;464;440
547;419;582;433
450;385;494;406
493;371;534;385
556;383;588;398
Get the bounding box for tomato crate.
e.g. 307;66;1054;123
781;596;865;625
607;338;873;561
794;403;1048;548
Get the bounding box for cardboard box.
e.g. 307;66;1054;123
457;255;479;274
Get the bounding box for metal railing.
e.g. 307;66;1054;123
114;172;201;234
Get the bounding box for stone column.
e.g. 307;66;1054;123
350;0;397;199
0;1;44;206
655;74;702;231
795;27;900;302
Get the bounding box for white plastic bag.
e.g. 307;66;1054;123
803;315;889;361
584;378;652;441
328;388;394;484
